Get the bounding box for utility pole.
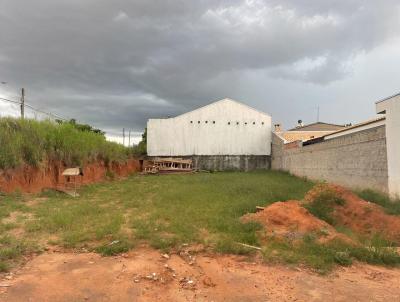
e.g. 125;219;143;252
128;130;131;147
20;88;25;119
122;128;125;146
316;106;320;122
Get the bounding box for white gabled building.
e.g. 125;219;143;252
147;98;272;157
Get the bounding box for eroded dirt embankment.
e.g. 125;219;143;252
0;159;141;193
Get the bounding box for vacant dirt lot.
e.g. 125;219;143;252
2;174;400;301
1;247;400;302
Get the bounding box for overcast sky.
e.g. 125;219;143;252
0;0;399;143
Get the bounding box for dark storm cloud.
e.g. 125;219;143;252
0;0;399;136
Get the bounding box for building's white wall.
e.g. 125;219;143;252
377;95;400;198
147;99;272;156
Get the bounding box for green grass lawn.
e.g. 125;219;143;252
0;171;311;267
1;171;399;273
29;171;312;250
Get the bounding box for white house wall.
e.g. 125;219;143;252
147;99;272;156
377;94;400;198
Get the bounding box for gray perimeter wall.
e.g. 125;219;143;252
271;126;388;192
192;155;270;171
148;155;271;171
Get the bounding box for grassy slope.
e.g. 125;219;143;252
0;118;130;169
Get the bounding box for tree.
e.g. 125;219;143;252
56;119;105;136
133;128;147;155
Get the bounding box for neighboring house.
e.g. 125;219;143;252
274;121;346;143
147;98;272;170
271;100;397;196
324;117;386;140
271;116;388;193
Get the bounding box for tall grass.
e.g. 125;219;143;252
0;118;131;169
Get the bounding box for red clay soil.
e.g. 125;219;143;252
305;184;400;244
1;247;400;302
242;201;349;243
0;159;141;194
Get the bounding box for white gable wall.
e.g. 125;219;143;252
147;99;272;156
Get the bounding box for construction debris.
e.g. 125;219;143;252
255;206;265;212
161;253;170;259
236;242;262;251
179;277;196;289
146;273;159;281
143;158;194;175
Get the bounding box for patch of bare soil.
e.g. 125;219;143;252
1;247;400;302
241;201;350;243
305;184;400;243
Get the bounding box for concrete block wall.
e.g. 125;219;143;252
271;126;388;193
192;155;271;171
147;155;271;172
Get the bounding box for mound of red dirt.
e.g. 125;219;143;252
242;200;350;243
305;184;400;244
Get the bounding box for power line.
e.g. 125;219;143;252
0;97;21;105
0;93;127;142
0;95;68;121
24;102;68;121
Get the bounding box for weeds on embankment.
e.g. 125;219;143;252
357;189;400;215
0;117;131;169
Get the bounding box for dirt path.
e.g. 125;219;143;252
1;247;400;302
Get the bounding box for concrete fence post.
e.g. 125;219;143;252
376;94;400;199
